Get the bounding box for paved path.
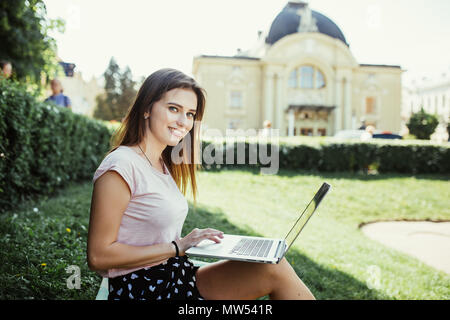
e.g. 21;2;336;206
361;221;450;275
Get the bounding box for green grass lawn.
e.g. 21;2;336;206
1;168;449;299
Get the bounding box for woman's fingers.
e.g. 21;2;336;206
200;233;222;243
180;228;225;251
201;229;224;242
195;228;223;239
208;235;223;243
205;228;224;238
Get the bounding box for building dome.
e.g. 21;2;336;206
266;1;348;46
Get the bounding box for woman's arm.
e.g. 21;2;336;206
87;170;176;271
86;170;224;272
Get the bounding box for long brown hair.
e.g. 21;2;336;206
108;68;206;205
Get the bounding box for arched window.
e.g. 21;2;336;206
300;66;314;89
316;69;325;88
289;65;326;89
288;69;297;88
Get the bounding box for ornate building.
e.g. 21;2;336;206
192;1;403;136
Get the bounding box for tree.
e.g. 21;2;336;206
0;0;64;85
117;66;137;115
406;107;439;140
93;57;137;121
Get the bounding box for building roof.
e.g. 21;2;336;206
266;1;348;46
359;63;401;69
195;54;260;61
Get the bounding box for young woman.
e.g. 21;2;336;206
87;68;315;300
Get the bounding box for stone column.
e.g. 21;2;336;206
327;112;333;136
334;78;342;133
264;71;274;125
344;78;352;129
313;115;318;136
276;73;283;130
288;109;295;136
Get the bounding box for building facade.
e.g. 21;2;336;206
402;69;450;141
192;1;403;136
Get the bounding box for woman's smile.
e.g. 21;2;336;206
168;127;186;138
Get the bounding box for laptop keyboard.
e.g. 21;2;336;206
230;238;273;258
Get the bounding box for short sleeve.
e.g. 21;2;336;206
92;151;136;196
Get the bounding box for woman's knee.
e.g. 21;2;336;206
276;257;291;271
264;257;290;280
270;257;301;285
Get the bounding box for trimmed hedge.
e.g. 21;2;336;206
0;79;112;212
200;137;450;174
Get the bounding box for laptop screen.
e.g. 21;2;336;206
283;182;331;253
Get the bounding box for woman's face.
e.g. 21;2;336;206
145;88;198;147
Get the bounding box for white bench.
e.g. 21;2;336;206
95;260;211;300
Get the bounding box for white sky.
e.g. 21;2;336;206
43;0;450;86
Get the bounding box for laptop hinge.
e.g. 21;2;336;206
274;240;285;262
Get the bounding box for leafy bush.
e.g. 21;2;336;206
447;122;450;141
406;108;439;140
0;78;112;212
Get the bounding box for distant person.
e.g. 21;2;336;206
361;125;375;141
45;79;72;110
358;119;366;130
0;60;12;79
260;120;272;137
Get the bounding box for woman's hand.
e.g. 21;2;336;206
177;228;224;255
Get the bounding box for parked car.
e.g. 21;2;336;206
372;132;402;139
334;130;402;140
333;129;372;140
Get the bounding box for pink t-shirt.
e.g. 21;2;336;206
92;145;189;278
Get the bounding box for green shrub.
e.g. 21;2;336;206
282;144;322;170
0;79;112;212
319;143;377;172
406;108;439;140
200;137;450;174
447;122;450;141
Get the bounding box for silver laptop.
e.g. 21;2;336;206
185;182;331;264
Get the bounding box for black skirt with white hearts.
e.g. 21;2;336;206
107;255;205;300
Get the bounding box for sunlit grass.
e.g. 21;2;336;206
1;168;449;299
185;168;450;299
